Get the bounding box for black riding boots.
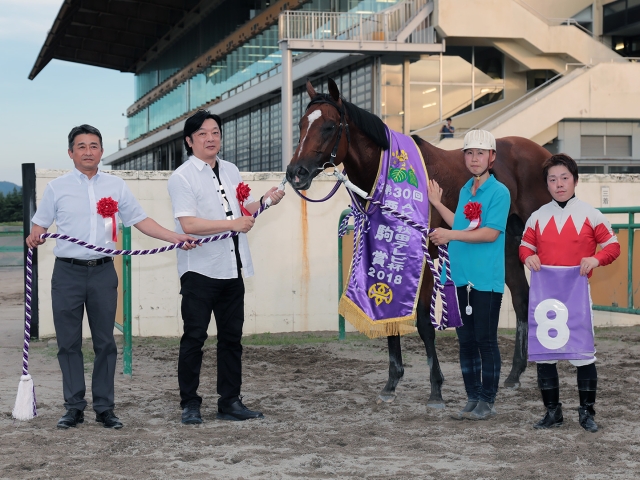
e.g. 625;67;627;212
534;375;564;429
578;379;598;433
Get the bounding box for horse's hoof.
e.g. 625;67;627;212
377;393;397;404
503;378;521;390
427;400;445;409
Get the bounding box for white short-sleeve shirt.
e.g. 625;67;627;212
31;169;147;260
167;155;255;279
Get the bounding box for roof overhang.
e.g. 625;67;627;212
29;0;204;80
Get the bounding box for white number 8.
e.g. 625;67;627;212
533;299;571;350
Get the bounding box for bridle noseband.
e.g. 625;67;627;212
290;95;353;203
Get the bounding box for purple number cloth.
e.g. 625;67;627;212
528;265;595;361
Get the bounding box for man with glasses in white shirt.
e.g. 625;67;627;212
26;124;196;430
168;110;284;424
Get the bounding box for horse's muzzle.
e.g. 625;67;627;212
286;164;313;190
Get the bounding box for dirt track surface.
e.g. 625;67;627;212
1;267;640;479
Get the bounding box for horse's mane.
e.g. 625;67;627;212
307;94;390;150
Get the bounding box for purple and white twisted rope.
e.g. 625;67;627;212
344;189;455;330
19;201;273;415
339;208;371;291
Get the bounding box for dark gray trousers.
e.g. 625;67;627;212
51;258;118;414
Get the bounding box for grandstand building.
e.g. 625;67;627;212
31;0;640;173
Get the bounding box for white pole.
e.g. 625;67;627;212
280;41;293;172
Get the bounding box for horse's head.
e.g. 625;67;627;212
286;78;350;190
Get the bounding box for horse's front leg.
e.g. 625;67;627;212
417;299;445;408
504;215;529;389
378;335;404;403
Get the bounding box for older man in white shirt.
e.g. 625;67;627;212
27;124;195;430
168;110;284;424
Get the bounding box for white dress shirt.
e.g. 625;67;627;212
168;155;255;279
31;169;147;260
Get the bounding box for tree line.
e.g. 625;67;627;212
0;188;23;223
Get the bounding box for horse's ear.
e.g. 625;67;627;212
328;78;340;102
306;80;316;99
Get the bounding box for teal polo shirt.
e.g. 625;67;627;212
447;175;510;293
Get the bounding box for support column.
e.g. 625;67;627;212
22;163;38;340
281;42;293;172
403;57;410;135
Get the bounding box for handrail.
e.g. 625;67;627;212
593;207;639;315
462;71;567;135
279;0;434;44
513;0;594;37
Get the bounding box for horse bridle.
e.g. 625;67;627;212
290;96;351;203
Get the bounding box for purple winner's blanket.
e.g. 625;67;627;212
338;129;429;338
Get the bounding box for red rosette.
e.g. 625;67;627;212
96;197;119;218
236;182;252;216
96;197;119;242
464;201;482;221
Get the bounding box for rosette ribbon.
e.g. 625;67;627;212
463;201;482;231
236;182;252;216
96;197;119;242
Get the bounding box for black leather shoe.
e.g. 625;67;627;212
534;404;564;429
181;402;203;425
96;409;123;429
57;408;84;429
217;398;264;421
578;405;598;432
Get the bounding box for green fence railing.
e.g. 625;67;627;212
337;209;354;340
593;206;640;315
112;226;133;377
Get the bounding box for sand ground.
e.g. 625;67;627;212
1;265;640;479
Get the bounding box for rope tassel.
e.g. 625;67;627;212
13;247;37;421
13;374;36;421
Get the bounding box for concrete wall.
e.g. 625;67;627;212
33;170;640;339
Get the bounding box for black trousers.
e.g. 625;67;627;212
178;272;245;408
51;258;118;414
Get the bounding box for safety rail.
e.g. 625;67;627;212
337;208;353;340
594;207;640;315
514;0;594;37
279;0;433;44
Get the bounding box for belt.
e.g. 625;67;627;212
56;257;113;267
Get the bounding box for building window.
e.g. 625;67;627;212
581;135;631;157
407;46;505;134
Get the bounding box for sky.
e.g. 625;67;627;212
0;0;134;186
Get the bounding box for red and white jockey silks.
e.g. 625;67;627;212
519;197;620;276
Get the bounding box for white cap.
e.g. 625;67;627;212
462;129;496;151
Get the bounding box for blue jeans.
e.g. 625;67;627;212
455;287;503;403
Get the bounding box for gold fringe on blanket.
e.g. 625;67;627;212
338;295;417;338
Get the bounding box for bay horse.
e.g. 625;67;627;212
286;78;551;406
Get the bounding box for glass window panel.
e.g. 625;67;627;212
250;108;261;172
236;114;250;171
442;85;472;119
609;165;640;173
382;85;403;116
270;101;282;171
409;84;439;131
581;136;605;157
473;47;503;84
606;136;631;157
222;117;236;164
578;166;605;174
382;63;403;86
474;86;504;109
128;109;149;141
410;56;440;83
442;47;472;83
